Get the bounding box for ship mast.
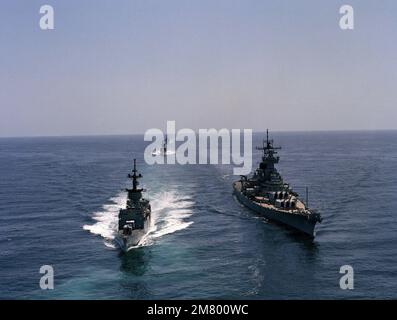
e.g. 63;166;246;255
127;159;143;193
252;129;285;188
256;129;281;164
163;135;168;154
266;128;269;148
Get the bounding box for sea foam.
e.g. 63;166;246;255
83;191;194;249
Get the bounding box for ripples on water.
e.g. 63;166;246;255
0;132;396;299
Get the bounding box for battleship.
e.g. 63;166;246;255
233;130;322;237
115;159;151;252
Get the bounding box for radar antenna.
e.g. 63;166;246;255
256;129;281;153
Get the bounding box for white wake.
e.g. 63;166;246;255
151;150;176;156
83;191;194;249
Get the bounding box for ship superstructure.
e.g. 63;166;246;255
116;159;151;251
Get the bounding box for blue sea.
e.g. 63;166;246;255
0;131;396;299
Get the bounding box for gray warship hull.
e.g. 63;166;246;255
115;217;151;252
233;182;317;237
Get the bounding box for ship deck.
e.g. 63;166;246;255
234;181;309;215
254;196;306;214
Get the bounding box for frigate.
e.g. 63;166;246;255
115;159;151;252
233;130;322;237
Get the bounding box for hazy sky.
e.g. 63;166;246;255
1;0;396;137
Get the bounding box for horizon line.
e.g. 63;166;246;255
1;128;397;139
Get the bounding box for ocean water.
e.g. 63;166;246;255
0;131;396;299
